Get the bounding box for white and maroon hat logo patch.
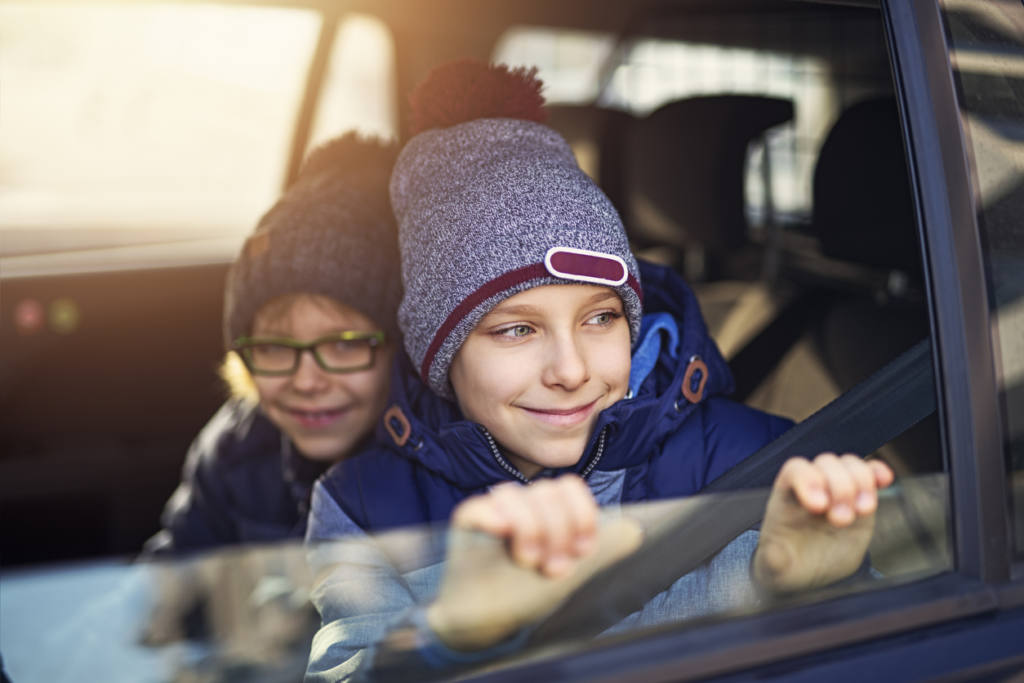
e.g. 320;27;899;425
544;246;629;286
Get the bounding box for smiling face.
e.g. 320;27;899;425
250;294;393;462
449;284;631;478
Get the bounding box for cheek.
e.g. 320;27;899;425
452;352;522;423
253;377;286;404
253;379;293;434
597;331;632;394
337;366;390;407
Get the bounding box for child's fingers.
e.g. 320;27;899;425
509;477;597;577
870;459;895;489
837;453;879;515
810;452;858;526
558;475;598;555
449;476;601;578
527;479;573;573
451;487;514;536
536;476;598;576
488;483;545;570
778;457;829;513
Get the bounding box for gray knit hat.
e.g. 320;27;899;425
223;133;401;347
391;61;642;399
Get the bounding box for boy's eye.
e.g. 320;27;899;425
251;343;290;359
495;324;534;338
587;311;621;326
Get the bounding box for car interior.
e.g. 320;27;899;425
0;0;942;569
7;0;1024;681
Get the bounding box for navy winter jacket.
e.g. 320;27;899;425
312;261;792;531
144;398;330;556
304;261;793;681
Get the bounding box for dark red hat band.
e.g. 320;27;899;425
420;260;642;383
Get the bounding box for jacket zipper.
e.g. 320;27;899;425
580;428;607;479
479;426;608;483
480;427;529;483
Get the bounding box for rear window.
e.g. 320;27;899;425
494;20;891;227
0;4;397;268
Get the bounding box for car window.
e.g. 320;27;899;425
306;13;399;151
939;0;1024;557
9;1;1024;681
0;4;397;273
0;3;317;258
0;476;952;683
495;17;891;234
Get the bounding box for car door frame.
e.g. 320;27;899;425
885;0;1013;584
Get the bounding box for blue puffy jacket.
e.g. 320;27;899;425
304;262;792;680
144;398;330;556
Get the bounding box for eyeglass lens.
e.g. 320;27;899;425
247;338;373;372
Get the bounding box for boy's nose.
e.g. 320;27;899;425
290;350;329;392
542;333;589;390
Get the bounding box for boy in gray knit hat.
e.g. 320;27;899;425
305;62;893;680
146;133;401;556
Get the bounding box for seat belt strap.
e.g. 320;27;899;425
705;338;935;493
530;338;935;642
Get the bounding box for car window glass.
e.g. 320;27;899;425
483;0;954;667
0;477;952;683
0;3;977;681
306;13;399;151
939;0;1024;558
0;3;318;258
494;19;891;232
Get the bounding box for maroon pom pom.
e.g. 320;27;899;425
408;59;547;136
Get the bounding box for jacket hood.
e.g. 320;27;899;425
376;260;734;490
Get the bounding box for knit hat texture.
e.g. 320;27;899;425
223;133;401;347
391;61;642;399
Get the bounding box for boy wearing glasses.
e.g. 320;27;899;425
144;134;401;555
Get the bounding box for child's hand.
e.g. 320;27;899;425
753;453;894;593
427;475;642;650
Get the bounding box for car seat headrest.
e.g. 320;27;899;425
624;95;794;252
812;97;920;275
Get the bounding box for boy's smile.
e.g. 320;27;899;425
518;398;600;427
450;284;631;478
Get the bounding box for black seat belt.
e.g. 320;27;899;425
529;338;936;643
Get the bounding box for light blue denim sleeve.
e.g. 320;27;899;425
304;481;423;683
603;530;761;634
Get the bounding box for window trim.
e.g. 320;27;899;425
883;0;1012;582
462;576;1019;682
283;6;342;188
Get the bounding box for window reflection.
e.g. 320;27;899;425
0;470;953;682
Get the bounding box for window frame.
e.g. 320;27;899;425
884;0;1013;583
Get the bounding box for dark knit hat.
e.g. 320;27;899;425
223;133;401;347
391;60;642;399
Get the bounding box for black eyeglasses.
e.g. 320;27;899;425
232;331;386;376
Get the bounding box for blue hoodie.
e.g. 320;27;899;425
304;262;792;681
